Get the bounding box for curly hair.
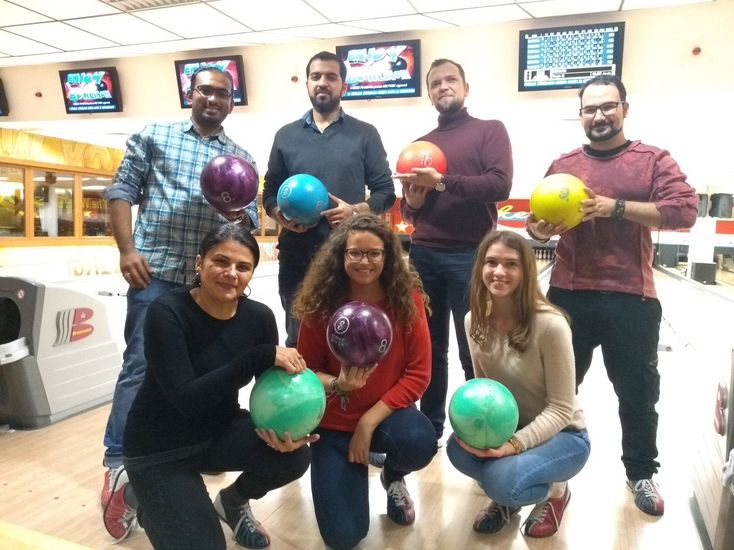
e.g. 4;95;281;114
293;214;428;326
468;230;566;352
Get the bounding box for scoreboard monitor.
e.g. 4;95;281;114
519;22;625;92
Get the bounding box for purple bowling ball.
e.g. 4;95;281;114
200;154;259;213
327;301;393;367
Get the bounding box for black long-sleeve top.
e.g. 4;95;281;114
123;287;276;460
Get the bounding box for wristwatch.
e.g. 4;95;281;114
434;178;446;192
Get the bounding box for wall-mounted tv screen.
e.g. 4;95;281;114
174;55;247;108
59;67;123;113
336;39;421;100
0;79;8;116
519;22;625;92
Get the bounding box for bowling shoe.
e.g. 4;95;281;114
522;484;570;538
214;492;270;548
472;502;521;534
102;467;137;541
100;465;127;507
627;478;664;516
380;471;415;525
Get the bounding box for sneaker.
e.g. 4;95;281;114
472;502;521;534
369;452;386;468
522;485;571;538
627;478;665;516
101;465;127;507
380;470;415;525
213;492;271;548
102;467;137;541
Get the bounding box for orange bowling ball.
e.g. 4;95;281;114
530;173;588;229
396;141;447;175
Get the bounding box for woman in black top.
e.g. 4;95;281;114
118;223;317;549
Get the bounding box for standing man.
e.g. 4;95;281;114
527;74;697;517
100;66;259;541
263;51;395;348
398;58;513;440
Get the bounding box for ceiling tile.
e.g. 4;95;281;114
429;4;532;24
209;0;328;31
347;14;454;33
411;0;510;10
12;0;120;19
0;0;53;25
0;29;61;55
520;0;621;18
6;21;119;51
307;0;417;21
621;0;712;9
134;3;252;37
67;13;182;44
269;23;379;40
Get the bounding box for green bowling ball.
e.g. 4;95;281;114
449;378;519;449
249;367;326;441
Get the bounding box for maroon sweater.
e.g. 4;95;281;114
400;108;513;248
548;140;698;299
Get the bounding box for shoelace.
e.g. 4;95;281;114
387;481;411;507
492;504;515;524
524;499;559;530
232;504;263;538
633;479;658;498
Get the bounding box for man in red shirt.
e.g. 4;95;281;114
527;74;698;517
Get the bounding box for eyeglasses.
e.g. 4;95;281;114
345;248;385;263
194;85;232;100
579;101;624;118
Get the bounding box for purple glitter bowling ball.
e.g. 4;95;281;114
327;301;393;367
200;154;259;213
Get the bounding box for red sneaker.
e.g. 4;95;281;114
100;466;127;508
102;468;137;541
522;485;571;538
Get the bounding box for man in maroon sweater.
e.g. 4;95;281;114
398;58;513;441
527;74;698;517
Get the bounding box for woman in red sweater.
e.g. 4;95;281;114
293;214;436;550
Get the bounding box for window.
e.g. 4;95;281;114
0;166;24;236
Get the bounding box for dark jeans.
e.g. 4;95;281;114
310;406;437;550
547;287;662;480
409;244;476;438
278;256;310;348
125;412;311;550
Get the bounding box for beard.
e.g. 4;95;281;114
435;97;464;116
586;121;623;142
310;92;341;115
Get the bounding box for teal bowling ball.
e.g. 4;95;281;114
249;367;326;441
276;173;329;225
449;378;519;449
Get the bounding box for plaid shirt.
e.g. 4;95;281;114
106;119;259;284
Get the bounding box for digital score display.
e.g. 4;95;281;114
519;22;625;92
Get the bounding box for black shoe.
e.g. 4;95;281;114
213;492;270;548
473;502;521;534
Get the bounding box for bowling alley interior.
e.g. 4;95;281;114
1;1;734;548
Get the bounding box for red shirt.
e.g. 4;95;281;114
548;141;698;298
297;290;431;432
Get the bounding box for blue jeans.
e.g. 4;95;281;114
125;412;311;550
103;277;180;467
409;244;476;438
310;406;437;550
547;288;662;480
447;429;591;506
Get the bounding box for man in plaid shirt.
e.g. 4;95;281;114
99;66;258;540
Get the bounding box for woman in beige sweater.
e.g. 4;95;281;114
447;230;590;538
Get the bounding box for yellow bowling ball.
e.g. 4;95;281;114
530;173;588;229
